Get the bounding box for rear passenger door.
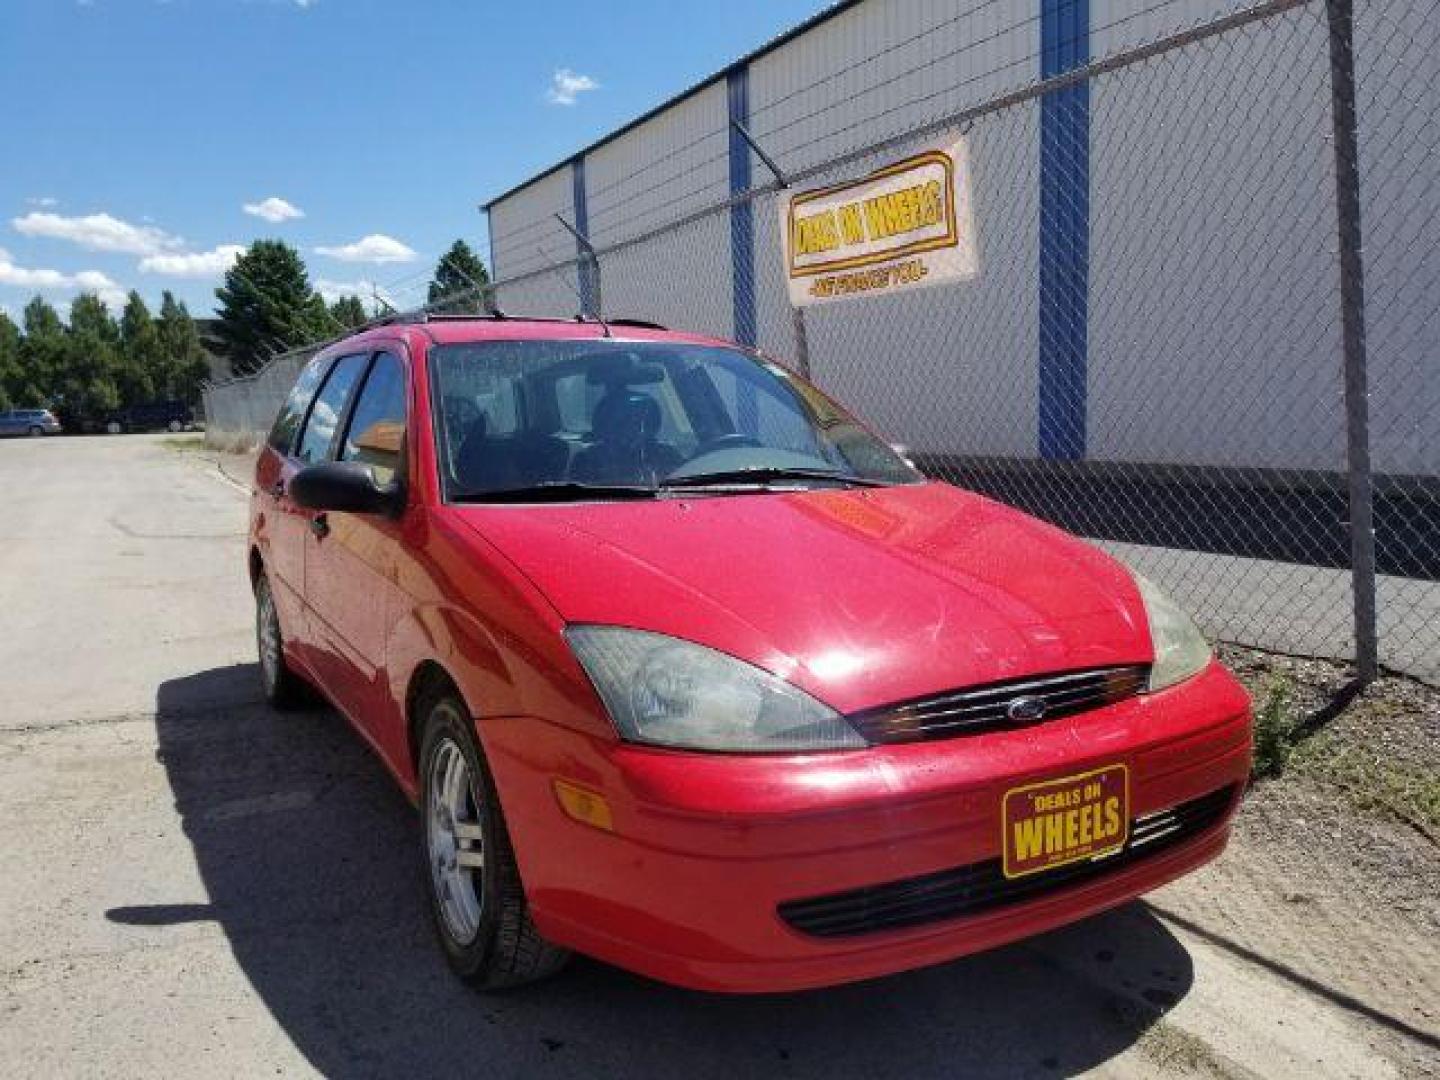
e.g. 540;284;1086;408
255;355;331;634
302;351;409;737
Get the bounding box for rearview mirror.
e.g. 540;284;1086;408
289;461;403;517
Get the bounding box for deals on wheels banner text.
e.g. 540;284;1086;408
780;137;978;308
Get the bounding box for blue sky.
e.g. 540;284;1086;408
0;0;826;321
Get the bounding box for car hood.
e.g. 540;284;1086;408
451;482;1151;714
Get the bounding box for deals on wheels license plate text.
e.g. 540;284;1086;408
1003;765;1129;879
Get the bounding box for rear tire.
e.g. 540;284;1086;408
417;686;569;989
255;573;307;710
27;426;42;437
167;419;183;433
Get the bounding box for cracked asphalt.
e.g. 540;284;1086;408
0;435;1430;1078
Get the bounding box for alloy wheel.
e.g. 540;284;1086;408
426;724;487;944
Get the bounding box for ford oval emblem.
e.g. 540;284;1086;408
1005;695;1048;723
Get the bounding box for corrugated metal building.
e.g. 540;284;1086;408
483;0;1436;479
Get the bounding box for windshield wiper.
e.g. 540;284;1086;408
661;467;887;489
455;481;659;504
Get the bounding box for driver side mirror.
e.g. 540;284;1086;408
290;461;404;517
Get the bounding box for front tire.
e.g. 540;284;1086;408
418;688;569;989
255;573;307;709
106;421;122;435
28;425;42;437
167;419;183;433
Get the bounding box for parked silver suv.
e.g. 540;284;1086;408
0;409;62;437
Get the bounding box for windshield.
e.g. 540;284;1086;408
428;340;920;501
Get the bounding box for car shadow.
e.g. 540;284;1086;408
117;665;1199;1078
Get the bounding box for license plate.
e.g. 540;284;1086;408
1002;764;1129;879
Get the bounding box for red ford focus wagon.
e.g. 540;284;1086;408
248;314;1252;992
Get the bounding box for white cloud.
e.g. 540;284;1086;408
26;196;59;209
545;68;599;106
139;244;245;277
0;247;68;289
12;211;183;256
243;196;305;224
315;277;392;307
0;247;126;309
314;233;417;264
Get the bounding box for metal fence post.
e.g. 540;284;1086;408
792;308;813;380
728;118;813;378
1326;0;1378;682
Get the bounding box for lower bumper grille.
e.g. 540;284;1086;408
778;785;1238;939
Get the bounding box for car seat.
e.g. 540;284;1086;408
570;390;682;485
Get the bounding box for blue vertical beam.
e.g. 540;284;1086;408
1038;0;1090;460
572;157;595;314
727;66;757;348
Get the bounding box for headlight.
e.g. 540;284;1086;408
1133;574;1211;691
565;625;865;752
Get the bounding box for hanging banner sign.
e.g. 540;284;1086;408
780;137;978;307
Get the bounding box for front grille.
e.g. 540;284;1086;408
778;785;1237;939
849;665;1149;744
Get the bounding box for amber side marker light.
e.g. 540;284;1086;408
554;779;614;832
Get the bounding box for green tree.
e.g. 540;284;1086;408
18;296;68;410
426;239;490;315
329;295;368;330
23;295;64;339
213;240;326;374
118;291;161;406
156;292;212;402
56;293;123;423
0;310;22;410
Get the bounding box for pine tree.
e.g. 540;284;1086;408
0;310;22;410
426;239;490;315
213;240;326;374
118;291;160;406
156;292;212;402
17;297;67;411
329;295;368;330
23;295;65;339
58;293;123;423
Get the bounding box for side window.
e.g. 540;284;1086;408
295;354;367;465
340;353;407;486
268;356;332;453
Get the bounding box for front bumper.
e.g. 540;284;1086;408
481;660;1252;993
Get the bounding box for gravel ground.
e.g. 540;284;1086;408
1151;644;1440;1074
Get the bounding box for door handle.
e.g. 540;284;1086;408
310;513;330;540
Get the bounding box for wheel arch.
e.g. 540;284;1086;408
405;660;460;780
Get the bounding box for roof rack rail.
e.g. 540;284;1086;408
604;318;668;330
349;311;667;333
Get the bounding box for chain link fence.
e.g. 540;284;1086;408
204;0;1437;688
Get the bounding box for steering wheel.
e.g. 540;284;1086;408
693;433;763;455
